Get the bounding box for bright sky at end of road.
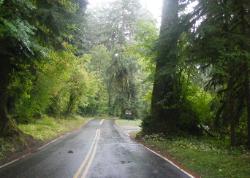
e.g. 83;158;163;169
87;0;163;24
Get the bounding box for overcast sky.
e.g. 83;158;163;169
87;0;163;23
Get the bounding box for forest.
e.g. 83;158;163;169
0;0;250;177
0;0;157;136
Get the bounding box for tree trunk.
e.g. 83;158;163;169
0;99;19;136
108;88;113;115
238;0;250;148
230;120;236;146
226;73;236;146
245;67;250;148
148;0;180;134
66;92;76;115
0;56;20;136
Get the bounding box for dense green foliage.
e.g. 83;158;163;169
0;0;91;135
0;0;158;137
82;0;158;118
142;0;250;148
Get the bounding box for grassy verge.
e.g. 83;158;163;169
140;135;250;178
0;115;91;161
19;115;90;141
115;119;142;127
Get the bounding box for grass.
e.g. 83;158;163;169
18;115;90;141
141;135;250;178
0;115;91;160
115;119;142;127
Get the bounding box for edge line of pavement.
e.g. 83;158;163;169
142;145;195;178
37;133;69;150
0;154;28;169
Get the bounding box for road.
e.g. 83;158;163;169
0;119;192;178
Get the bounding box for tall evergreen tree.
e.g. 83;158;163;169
143;0;181;134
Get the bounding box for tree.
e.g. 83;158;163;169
143;0;182;134
0;0;87;136
185;0;250;146
0;0;38;135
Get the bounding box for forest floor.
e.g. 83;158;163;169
116;119;250;178
0;115;92;165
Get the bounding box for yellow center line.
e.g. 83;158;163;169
73;129;100;178
81;130;100;178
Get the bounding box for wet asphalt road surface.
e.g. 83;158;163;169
0;119;191;178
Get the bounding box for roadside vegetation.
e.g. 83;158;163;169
143;0;250;148
18;115;90;141
141;135;250;178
